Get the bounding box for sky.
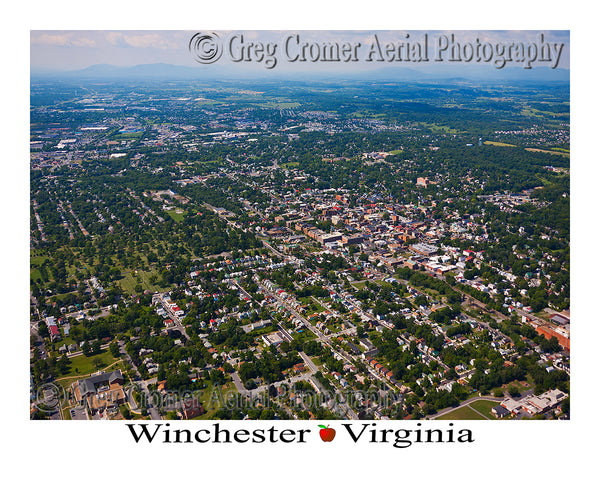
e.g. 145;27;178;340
30;30;570;75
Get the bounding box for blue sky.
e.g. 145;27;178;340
30;30;570;73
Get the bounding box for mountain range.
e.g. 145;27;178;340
30;62;570;83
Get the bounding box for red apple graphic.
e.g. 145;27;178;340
318;424;336;442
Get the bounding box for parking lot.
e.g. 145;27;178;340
70;406;88;420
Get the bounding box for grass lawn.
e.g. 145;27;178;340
292;328;317;342
468;399;500;419
436;405;488;420
166;209;186;223
111;132;143;140
46;337;75;352
484;140;517;147
31;254;51;282
118;268;162;294
30;253;50;266
420;123;460;134
503;378;532;394
64;350;119;377
191;381;239;419
280;161;300;168
30;269;43;283
304;299;326;313
525;147;570;158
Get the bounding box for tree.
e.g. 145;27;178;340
561;396;570;416
92;339;102;355
57;354;71;375
121;406;133;419
109;341;121;358
92;356;105;369
210;368;225;385
38;322;49;338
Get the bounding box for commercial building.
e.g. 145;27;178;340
409;242;439;256
73;370;126;414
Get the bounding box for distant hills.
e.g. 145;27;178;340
32;63;214;79
31;62;570;83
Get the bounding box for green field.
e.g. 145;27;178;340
435;400;500;420
66;350;119;376
118;268;163;294
420;123;460;134
31;253;50;265
30;252;50;282
484;141;517;147
436;406;486;420
190;381;240;419
521;107;569;118
468;399;500;419
166;209;186;223
525;148;570;158
280;161;300;169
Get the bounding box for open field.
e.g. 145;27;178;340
30;253;51;282
66;350;119;376
525;148;570;157
484;141;517;147
165;209;186;223
435;398;503;420
436;404;489;420
419;123;460;134
191;381;239;419
468;399;500;419
280;161;300;168
118;268;162;294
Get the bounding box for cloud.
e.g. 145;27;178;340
31;32;96;47
105;31;125;46
71;37;97;48
104;31;179;49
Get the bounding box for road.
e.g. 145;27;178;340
230;372;248;395
118;341;162;420
299;352;319;373
153;294;190;341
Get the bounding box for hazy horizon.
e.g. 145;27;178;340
31;30;570;80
